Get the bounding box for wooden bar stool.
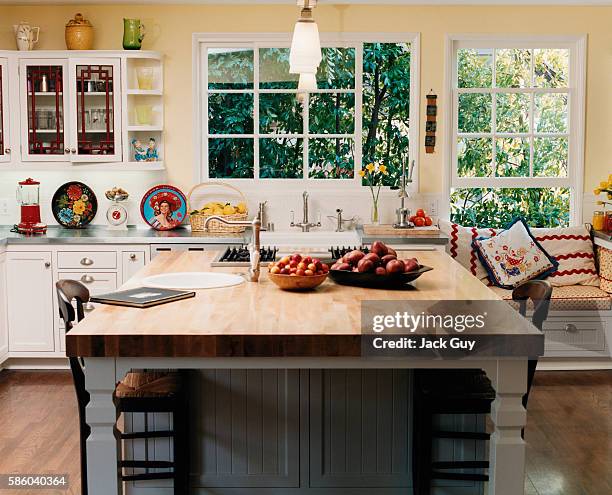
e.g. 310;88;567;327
412;280;552;495
56;280;190;495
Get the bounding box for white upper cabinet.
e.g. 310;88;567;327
1;50;163;169
19;58;71;162
68;58;121;163
0;58;10;163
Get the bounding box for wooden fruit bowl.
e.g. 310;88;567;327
267;272;328;291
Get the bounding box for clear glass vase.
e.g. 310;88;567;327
370;202;380;225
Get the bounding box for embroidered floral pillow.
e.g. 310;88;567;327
473;218;559;289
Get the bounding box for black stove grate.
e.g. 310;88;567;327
218;245;278;263
328;246;369;261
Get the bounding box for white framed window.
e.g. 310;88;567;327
193;33;420;191
444;35;586;227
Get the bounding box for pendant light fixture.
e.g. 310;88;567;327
298;72;317;91
289;0;322;75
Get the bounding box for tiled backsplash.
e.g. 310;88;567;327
0;170;439;230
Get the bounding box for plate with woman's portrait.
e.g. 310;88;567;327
140;185;187;231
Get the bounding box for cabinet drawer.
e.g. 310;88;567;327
543;319;607;353
57;271;117;296
58;251;117;269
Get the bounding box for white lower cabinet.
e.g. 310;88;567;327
0;251;8;365
4;244;149;361
6;251;55;352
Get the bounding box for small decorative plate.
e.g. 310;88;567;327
52;181;98;228
140;185;187;231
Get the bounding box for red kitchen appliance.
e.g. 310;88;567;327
17;178;47;234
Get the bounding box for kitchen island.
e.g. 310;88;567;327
67;250;542;495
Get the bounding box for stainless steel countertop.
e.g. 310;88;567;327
0;225;448;247
356;226;449;245
0;225;247;246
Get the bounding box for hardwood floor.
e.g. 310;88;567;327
0;370;610;495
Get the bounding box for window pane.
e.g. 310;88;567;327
457;138;493;177
309;93;354;134
259;48;298;89
316;47;355;89
259;93;302;134
496;137;530;177
535;93;568;133
450;187;570;228
260;138;303;178
208;48;253;90
457;48;493;88
208;138;254;178
458;93;491;133
534;137;568;177
496;93;529;133
534;49;569;88
363;42;411;186
495;49;531;88
309;138;354;178
208;93;253;134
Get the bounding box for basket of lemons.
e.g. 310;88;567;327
187;182;248;233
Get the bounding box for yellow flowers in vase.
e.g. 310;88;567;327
594;174;612;202
359;163;388;224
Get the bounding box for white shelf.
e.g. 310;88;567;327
79;92;113;96
1;161;165;171
127;125;163;132
127;89;163;96
33;92;62;96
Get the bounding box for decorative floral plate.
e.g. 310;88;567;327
52;182;98;228
140;185;187;231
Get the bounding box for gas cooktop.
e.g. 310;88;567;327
210;246;278;267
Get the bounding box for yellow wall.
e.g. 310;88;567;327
1;4;611;195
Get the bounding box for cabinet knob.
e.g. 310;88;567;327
71;148;77;154
80;274;95;284
4;148;10;154
80;257;94;266
64;148;71;154
44;261;51;268
130;253;137;260
564;323;578;333
83;302;95;312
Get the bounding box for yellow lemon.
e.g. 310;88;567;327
223;205;236;215
236;202;247;214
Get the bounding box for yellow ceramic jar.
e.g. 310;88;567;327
65;13;94;50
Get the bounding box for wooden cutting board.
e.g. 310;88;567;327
362;224;441;236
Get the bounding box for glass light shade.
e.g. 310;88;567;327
298;73;317;91
289;20;322;74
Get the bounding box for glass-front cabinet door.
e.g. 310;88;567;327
68;58;121;162
0;58;10;163
19;59;70;162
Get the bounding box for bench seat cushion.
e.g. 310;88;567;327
490;285;612;312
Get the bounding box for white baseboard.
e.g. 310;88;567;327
538;359;612;371
2;358;69;370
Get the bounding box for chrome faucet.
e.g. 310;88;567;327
203;216;262;282
290;191;321;232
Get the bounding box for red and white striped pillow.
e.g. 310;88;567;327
439;220;599;287
531;226;599;287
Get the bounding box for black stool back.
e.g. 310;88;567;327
56;279;91;495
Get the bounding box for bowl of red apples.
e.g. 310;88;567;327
328;241;433;288
268;254;330;290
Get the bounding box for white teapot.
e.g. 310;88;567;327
13;21;40;51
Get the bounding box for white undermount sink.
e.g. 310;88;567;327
141;272;245;290
260;231;360;249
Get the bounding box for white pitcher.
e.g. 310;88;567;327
13;21;40;51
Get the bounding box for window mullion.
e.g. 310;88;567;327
253;44;260;180
303;94;309;180
354;42;364;185
529;49;535;178
491;48;497;178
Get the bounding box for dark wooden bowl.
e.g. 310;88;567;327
328;265;433;289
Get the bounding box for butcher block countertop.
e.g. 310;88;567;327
66;250;542;358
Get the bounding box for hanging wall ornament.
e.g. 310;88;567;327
425;92;437;154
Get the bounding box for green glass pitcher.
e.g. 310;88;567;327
123;18;145;50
